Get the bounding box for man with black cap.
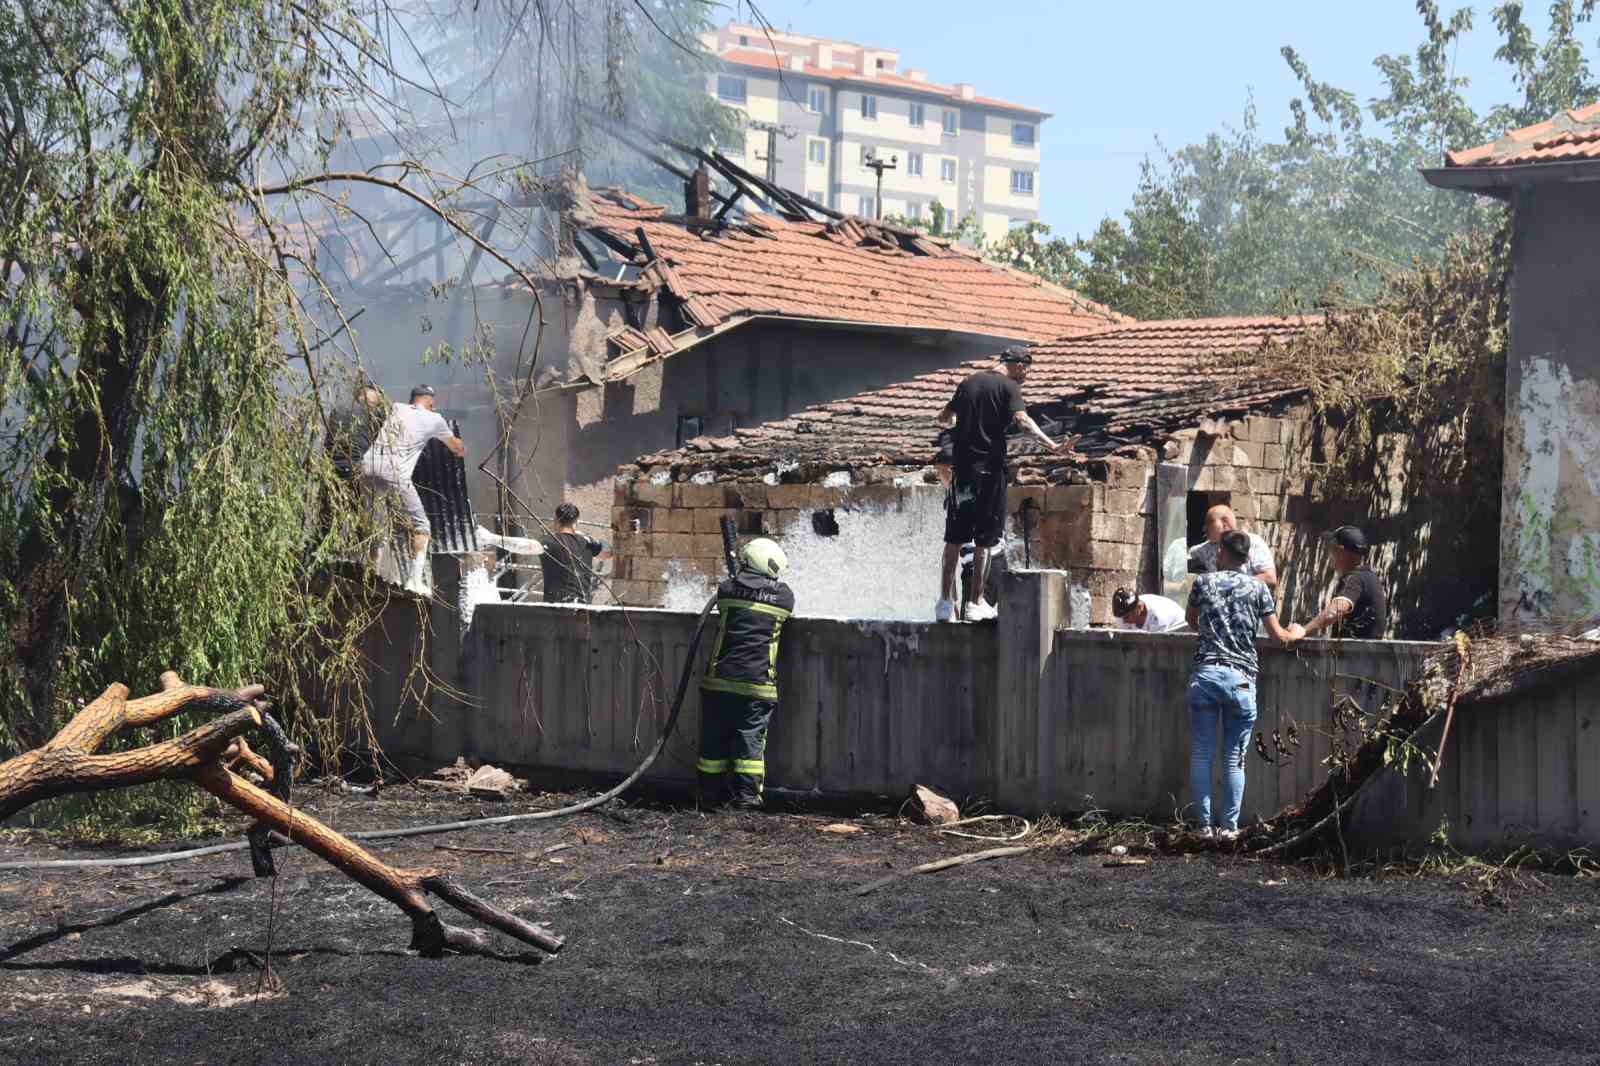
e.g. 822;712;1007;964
1288;525;1388;640
934;347;1068;622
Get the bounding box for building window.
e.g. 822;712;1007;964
717;76;747;103
1012;122;1036;147
807;86;827;113
940;158;957;182
909;102;924;127
676;415;704;446
875;57;886;70
906;151;923;177
1010;169;1035;195
859;194;875;217
807;138;827;165
908;202;922;220
739;34;749;45
807;190;827;206
942;109;958;135
861;93;878;119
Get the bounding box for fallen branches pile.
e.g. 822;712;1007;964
0;673;562;959
1251;633;1600;858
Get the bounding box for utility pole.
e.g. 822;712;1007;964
748;120;798;185
864;152;898;220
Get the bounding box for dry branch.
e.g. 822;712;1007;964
0;674;564;959
852;846;1034;896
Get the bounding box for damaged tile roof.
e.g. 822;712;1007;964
1444;101;1600;167
635;315;1320;471
579;189;1124;373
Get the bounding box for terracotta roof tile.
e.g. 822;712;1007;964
1446;102;1600;167
637;315;1320;469
582;191;1124;357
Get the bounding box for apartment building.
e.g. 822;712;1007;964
699;22;1045;244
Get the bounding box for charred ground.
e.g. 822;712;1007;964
1;788;1596;1066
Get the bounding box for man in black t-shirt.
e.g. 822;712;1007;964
539;503;612;604
934;347;1069;623
1287;525;1388;640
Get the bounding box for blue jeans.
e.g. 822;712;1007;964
1187;664;1258;830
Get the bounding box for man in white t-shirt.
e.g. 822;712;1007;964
1111;588;1187;632
358;385;465;594
1186;504;1277;588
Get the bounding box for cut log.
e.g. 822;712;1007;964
906;784;960;826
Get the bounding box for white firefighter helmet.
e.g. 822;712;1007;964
741;537;788;577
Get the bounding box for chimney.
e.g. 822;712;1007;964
906;68;927;82
788;54;806;72
814;43;833;68
954;83;976;100
684;162;712;221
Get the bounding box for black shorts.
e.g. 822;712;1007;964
944;467;1007;548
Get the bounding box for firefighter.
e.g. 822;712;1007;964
697;537;795;811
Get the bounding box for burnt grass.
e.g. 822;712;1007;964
2;788;1597;1066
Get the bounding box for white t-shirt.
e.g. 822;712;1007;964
1189;532;1275;578
1118;594;1187;633
363;403;453;479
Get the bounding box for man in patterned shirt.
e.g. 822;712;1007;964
1183;531;1300;841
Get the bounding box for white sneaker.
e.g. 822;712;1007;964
964;600;998;622
935;599;957;623
403;578;431;597
1216;828;1240;843
1196;826;1215;840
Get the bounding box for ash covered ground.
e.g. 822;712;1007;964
1;788;1596;1066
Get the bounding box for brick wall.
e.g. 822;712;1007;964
611;409;1322;622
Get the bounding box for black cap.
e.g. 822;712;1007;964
1326;525;1369;553
410;384;435;399
1111;588;1139;617
999;346;1033;366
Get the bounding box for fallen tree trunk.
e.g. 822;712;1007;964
0;674;563;959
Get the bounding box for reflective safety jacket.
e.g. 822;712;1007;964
701;569;796;700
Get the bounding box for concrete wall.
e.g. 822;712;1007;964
374;568;1449;827
1502;183;1600;627
1348;663;1600;851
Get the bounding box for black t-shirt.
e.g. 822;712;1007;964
1333;567;1387;639
540;531;604;603
947;370;1024;476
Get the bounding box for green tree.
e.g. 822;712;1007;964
0;0;709;778
1066;1;1598;318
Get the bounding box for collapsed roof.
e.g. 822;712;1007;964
573;185;1124;380
632;315;1321;472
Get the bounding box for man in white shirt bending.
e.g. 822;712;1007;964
358;385;465;594
1111;588;1187;632
1186;504;1277;588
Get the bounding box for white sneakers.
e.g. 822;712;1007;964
1216;828;1241;843
934;599;999;623
964;600;999;622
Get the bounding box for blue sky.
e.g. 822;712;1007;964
740;1;1525;238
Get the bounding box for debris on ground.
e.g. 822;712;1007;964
906;785;960;826
819;822;863;835
417;757;529;799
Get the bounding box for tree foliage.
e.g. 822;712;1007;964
1041;1;1598;318
0;0;733;791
